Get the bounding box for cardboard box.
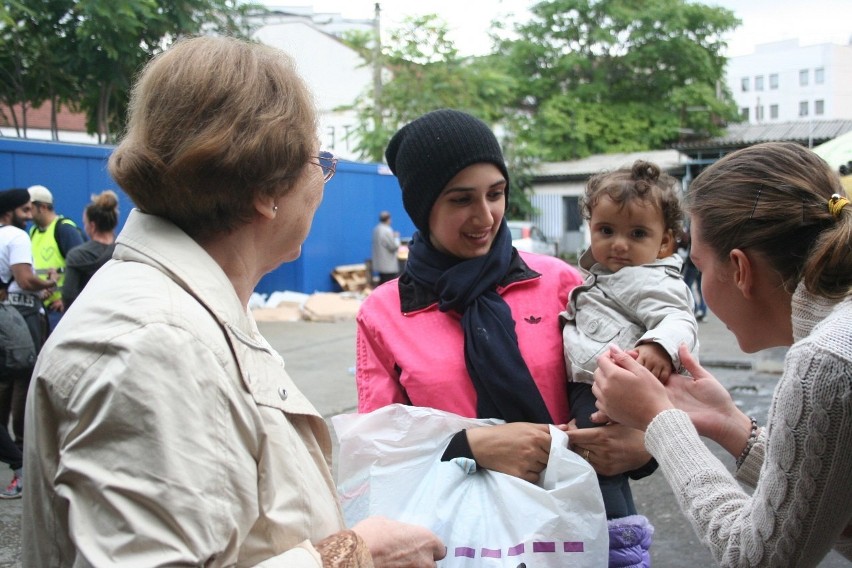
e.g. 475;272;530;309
331;263;370;292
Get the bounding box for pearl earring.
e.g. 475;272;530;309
273;205;278;213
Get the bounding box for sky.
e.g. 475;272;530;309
267;1;851;57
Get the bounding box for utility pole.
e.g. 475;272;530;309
372;3;383;136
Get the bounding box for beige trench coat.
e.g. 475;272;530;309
23;210;346;567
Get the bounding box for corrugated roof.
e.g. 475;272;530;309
533;121;852;181
534;149;687;180
674;120;852;150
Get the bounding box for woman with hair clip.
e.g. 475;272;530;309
62;190;120;308
592;142;852;566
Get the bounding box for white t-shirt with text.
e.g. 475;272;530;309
0;224;36;295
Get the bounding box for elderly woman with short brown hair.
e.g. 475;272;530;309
22;36;443;567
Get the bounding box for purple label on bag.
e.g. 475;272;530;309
453;541;585;558
455;547;475;558
532;541;556;553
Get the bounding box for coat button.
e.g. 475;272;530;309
588;320;599;332
278;387;288;400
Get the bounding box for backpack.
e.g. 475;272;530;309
0;303;36;371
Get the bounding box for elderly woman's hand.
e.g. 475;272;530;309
561;421;651;476
466;422;551;483
352;516;446;567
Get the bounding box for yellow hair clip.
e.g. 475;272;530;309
828;193;850;218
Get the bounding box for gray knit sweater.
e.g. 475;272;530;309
645;282;852;567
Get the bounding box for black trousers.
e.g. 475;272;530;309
0;368;30;452
568;382;637;520
0;423;23;472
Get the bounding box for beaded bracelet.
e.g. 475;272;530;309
735;416;759;469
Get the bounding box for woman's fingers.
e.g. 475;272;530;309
593;345;673;431
565;422;652;476
610;344;646;371
589;408;611;424
353;517;446;567
467;423;551;481
678;344;708;380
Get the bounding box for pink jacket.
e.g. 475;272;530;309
356;251;583;424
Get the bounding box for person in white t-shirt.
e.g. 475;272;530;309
0;188;57;498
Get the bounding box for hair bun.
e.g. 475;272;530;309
91;189;119;210
632;160;660;182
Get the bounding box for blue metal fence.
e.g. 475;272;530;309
0;138;412;295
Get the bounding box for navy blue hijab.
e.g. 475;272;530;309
404;220;553;423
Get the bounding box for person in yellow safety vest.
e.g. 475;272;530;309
27;185;85;330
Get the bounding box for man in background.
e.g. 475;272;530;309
371;210;400;285
27;185;85;330
0;189;57;497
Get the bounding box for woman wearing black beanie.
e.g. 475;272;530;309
356;109;653;563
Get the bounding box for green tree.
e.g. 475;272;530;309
74;0;260;143
495;0;741;159
342;14;537;214
343;14;517;161
0;0;78;139
0;0;260;143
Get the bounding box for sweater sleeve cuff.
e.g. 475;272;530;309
735;427;766;487
645;408;733;478
441;429;476;462
627;457;659;480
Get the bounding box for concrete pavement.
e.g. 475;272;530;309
1;310;848;566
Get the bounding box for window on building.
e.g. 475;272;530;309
799;69;809;86
815;67;825;84
755;105;764;121
755;75;764;91
815;100;825;115
342;124;354;152
740;107;750;121
741;77;750;92
564;196;582;231
770;104;779;119
799;101;809;116
769;73;779;89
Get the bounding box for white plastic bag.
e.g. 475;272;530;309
332;404;608;567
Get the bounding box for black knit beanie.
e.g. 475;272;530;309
385;109;509;235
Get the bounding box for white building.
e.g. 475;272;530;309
530;150;688;258
253;7;377;161
725;39;852;125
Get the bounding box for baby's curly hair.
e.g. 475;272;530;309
580;160;684;235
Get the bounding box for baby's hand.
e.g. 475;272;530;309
635;343;673;381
